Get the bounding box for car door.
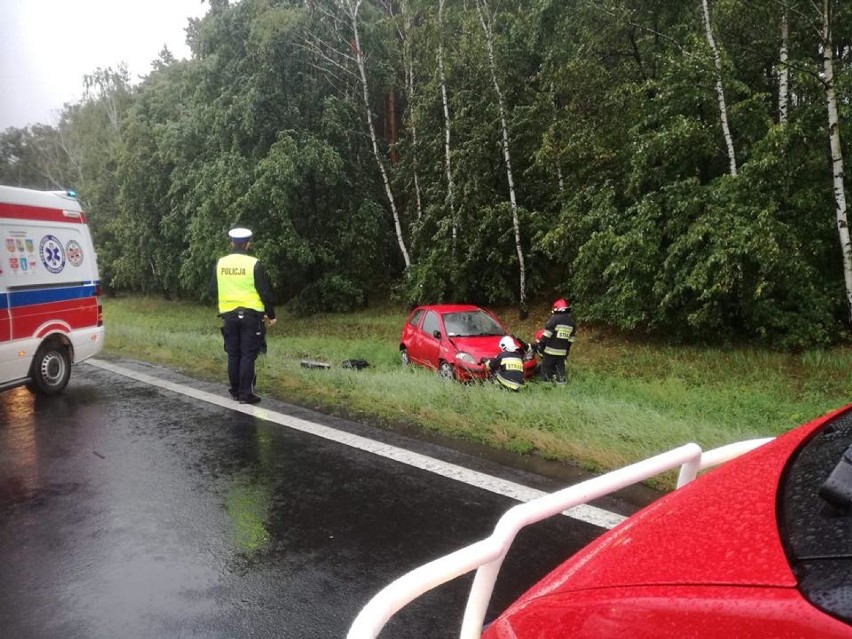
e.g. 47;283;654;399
404;309;426;365
418;310;443;370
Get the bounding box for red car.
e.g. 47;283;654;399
399;304;536;381
482;403;852;638
348;403;852;639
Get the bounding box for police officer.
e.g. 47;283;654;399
481;336;526;392
534;298;576;385
209;227;276;404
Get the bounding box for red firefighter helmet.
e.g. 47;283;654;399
552;298;570;313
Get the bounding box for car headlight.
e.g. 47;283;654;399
455;352;478;366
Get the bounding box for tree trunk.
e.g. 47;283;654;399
406;64;423;220
438;0;457;250
388;90;398;164
475;0;527;317
348;0;411;269
550;81;565;199
778;7;789;124
700;0;737;176
398;0;423;220
821;0;852;324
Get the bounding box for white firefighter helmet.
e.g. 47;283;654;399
499;335;519;352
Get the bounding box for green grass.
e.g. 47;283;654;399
102;296;852;488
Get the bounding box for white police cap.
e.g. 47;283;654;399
228;227;252;240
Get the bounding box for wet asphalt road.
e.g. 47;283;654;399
0;360;650;639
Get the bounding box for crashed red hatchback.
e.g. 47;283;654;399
399;304;535;381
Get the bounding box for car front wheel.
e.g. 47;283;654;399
28;343;71;395
438;361;455;380
400;349;410;366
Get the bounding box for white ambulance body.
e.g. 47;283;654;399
0;185;104;394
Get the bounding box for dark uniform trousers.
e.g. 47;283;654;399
541;354;567;384
222;310;264;399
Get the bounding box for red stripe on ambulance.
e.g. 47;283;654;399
0;201;88;224
9;299;99;340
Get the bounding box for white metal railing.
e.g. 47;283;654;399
347;437;773;639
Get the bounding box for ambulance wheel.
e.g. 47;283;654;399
29;344;71;395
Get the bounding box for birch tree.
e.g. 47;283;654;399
82;65;131;135
778;4;790;123
474;0;527;316
29;124;72;190
549;81;565;199
700;0;737;175
437;0;458;250
305;0;412;269
383;0;424;221
819;0;852;323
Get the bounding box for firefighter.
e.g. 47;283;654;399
534;298;576;385
481;336;526;392
209;227;276;404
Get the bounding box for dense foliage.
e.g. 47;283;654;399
2;0;852;348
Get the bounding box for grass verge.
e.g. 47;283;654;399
102;296;852;489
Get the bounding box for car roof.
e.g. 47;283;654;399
413;304;486;314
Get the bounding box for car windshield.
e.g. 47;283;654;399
443;311;505;337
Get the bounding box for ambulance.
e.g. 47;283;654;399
0;185;104;394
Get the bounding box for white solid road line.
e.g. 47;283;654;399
88;359;626;529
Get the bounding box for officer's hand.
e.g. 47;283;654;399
265;317;277;327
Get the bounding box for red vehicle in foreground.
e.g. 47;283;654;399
348;403;852;638
399;304;536;381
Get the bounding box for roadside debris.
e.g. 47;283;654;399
299;358;370;370
300;359;332;369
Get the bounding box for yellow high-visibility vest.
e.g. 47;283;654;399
217;253;264;313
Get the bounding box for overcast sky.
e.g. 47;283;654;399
0;0;209;131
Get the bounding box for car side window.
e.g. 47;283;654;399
409;309;424;328
422;311;440;337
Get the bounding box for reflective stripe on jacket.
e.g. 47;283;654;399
216;253;264;313
541;312;576;357
489;351;524;391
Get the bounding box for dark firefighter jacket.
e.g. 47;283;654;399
487;351;525;391
540;311;576;357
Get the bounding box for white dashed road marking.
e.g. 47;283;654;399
88;359;626;529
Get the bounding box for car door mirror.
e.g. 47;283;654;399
433;330;442;339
